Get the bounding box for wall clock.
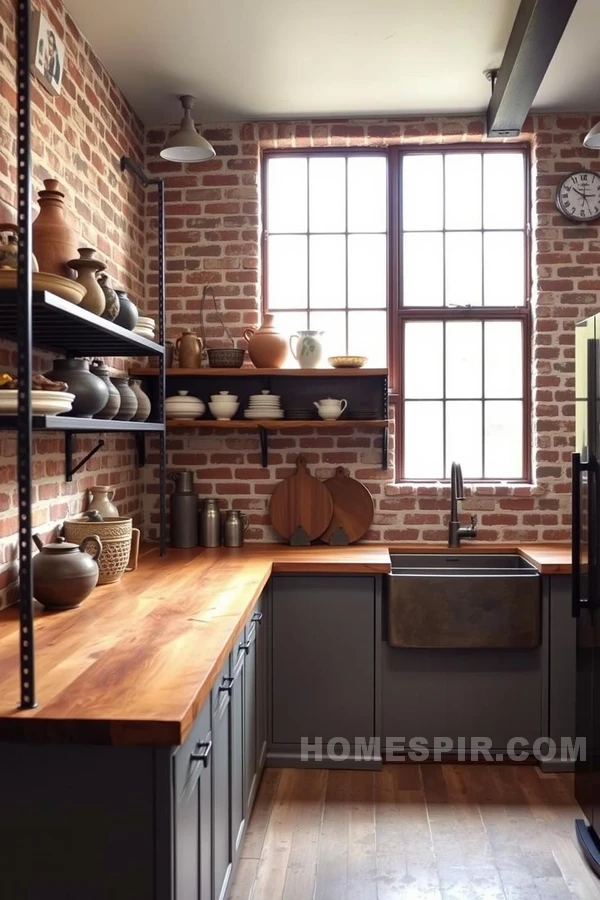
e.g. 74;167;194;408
556;170;600;222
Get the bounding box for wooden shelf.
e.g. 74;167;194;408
132;367;387;378
166;418;388;430
0;416;164;432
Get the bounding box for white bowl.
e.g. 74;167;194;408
210;392;238;402
209;401;239;420
0;390;75;416
165;391;205;419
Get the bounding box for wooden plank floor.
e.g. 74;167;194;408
227;766;600;900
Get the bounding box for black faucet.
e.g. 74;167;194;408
448;461;477;548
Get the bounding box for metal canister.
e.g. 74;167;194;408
223;510;250;548
199;498;222;548
169;471;198;548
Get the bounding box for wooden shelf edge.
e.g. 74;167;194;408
132;367;388;378
166;419;389;430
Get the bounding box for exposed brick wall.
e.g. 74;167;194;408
0;0;147;607
143;113;600;544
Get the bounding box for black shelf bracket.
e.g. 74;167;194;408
134;432;146;467
65;434;105;482
258;426;268;468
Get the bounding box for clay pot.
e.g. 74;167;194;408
176;331;203;368
113;288;139;330
89;358;121;420
33;533;102;610
87;485;119;518
129;378;151;422
68;248;106;316
111;376;138;421
45;358;109;418
98;274;120;322
244;314;287;368
32;179;80;279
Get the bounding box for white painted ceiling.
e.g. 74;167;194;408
65;0;600;124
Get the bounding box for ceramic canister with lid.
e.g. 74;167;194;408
169;471;198;548
32;533;102;610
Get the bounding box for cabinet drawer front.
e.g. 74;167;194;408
212;656;232;720
174;700;211;799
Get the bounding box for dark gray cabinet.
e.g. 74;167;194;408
243;614;258;813
211;657;233;900
230;640;246;859
269;575;381;767
255;596;267;773
175;703;212;900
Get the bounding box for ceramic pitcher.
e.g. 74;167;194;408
289;330;324;369
87;485;119;518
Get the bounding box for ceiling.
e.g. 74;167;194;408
65;0;600;125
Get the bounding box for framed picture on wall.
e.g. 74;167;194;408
30;10;65;96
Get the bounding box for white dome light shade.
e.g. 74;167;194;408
584;121;600;150
160;95;216;163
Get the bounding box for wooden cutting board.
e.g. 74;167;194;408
269;456;333;544
321;467;374;545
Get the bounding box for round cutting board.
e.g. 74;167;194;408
269;455;333;543
321;467;374;544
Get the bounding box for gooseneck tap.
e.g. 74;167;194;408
448;461;477;548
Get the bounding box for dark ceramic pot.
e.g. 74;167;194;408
90;358;121;420
33;534;101;610
45;358;109;418
111;376;138;421
114;289;139;331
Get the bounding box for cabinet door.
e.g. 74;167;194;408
271;576;376;746
243;618;258;814
254;596;267;772
212;660;232;900
175;711;212;900
230;642;246;859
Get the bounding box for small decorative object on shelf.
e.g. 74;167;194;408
165;390;205;420
98;274;120;322
290;329;324;369
133;316;155;340
111;376;138;421
209;391;239;420
31;10;66;97
45;357;109;418
200;284;245;368
328;355;367;369
314;397;348;420
129;377;151;422
90;358;121;420
0;223;38;270
68;248;106;316
176;330;203;368
32;179;79;278
87;485;119;518
113;286;139;330
244;313;287;368
32;533;102;610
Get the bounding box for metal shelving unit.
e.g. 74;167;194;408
12;0;167;709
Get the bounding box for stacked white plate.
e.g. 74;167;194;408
0;390;75;416
244;390;284;419
133;316;156;340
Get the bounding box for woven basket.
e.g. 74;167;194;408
64;517;140;585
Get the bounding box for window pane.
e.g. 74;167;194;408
485;400;523;478
347;157;387;232
484;232;525;306
403;155;443;230
483;153;525;229
445;154;482;230
446;401;483;479
348;234;386;308
268;235;307;308
309;235;345;308
403;232;443;306
348;310;387;366
271;311;308;365
445;321;482;399
445;232;482;307
267;157;307;232
309;157;345;233
309;310;347;358
404;322;443;399
404;402;444;478
484;321;523;398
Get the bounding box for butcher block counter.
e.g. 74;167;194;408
0;544;390;746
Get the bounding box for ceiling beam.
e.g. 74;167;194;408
487;0;578;138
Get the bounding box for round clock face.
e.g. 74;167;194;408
556;170;600;221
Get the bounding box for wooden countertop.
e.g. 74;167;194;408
388;542;572;574
0;544;390;747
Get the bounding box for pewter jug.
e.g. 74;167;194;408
199;498;222;548
170;470;198;548
223;510;249;548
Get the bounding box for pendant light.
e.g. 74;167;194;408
584;122;600;149
160;95;215;162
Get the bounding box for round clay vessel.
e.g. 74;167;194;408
244;313;288;368
68;248;106;316
113;289;139;330
89;358;121;420
32;179;80;279
176;331;203;368
33;534;102;610
98;274;120;322
129;378;151;422
0;224;39;271
44;358;109;418
87;485;119;518
111;376;138;421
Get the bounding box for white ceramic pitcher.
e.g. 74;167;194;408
289;330;324;368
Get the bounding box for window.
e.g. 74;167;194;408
263;148;530;481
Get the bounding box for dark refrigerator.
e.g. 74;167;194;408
573;312;600;874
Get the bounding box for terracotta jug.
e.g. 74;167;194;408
68;248;106;316
32;179;79;278
176;331;203;368
244;313;287;368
